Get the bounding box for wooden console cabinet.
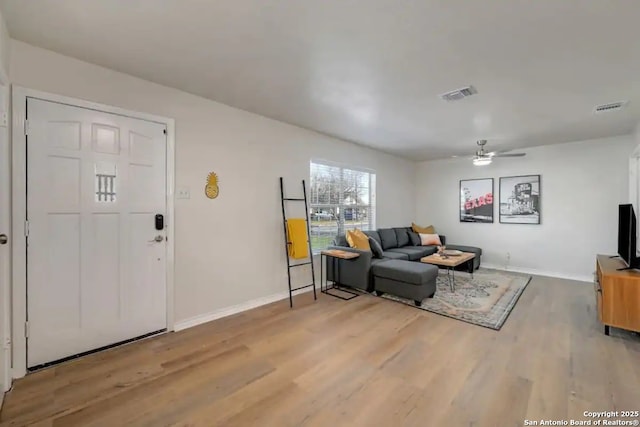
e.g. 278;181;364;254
595;255;640;335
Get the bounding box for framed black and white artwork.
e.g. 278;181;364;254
499;175;541;224
459;178;494;223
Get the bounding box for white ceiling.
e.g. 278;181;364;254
2;0;640;160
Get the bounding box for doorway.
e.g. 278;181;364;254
12;88;175;374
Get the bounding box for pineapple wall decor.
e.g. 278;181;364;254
205;172;219;199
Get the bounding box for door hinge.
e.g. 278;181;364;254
24;321;29;338
24;220;29;237
0;112;7;128
24;119;29;136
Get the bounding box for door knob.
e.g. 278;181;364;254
0;234;7;245
148;235;164;243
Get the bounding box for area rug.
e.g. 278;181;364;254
380;269;531;330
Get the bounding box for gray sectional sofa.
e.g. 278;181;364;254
327;226;482;293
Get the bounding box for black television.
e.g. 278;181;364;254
618;204;640;270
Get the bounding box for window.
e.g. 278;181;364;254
309;160;376;253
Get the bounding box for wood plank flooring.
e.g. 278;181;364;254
1;275;639;426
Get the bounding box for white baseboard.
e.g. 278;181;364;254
172;264;592;333
482;263;593;283
174;287;314;332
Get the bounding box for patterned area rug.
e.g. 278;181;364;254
380;269;531;330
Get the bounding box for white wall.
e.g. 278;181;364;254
8;40;416;325
416;135;636;282
0;9;7;77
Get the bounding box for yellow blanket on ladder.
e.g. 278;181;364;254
287;218;309;259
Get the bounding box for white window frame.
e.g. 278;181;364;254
309;159;376;253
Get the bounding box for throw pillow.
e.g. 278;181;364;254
408;231;421;246
419;233;442;246
412;222;436;234
346;229;371;250
368;237;384;258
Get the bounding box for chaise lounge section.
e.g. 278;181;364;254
371;260;438;306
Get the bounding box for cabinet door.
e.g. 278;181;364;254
594;274;603;323
595;283;603;322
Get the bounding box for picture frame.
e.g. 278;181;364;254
459;178;494;223
499;175;541;224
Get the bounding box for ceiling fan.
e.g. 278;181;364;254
468;140;526;166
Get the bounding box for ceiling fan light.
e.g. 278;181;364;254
473;157;492;166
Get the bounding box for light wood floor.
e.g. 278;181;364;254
1;275;639;426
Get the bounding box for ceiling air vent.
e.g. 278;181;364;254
440;85;477;102
593;101;628;114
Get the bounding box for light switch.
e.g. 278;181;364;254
176;187;190;199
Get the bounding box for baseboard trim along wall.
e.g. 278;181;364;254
174;287;314;331
173;264;592;332
482;263;594;284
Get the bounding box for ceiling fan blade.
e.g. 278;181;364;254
493;153;526;158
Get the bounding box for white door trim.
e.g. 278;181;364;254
0;71;10;396
629;145;640;249
11;86;176;379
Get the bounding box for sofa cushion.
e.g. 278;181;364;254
408;231;421;246
334;235;348;247
386;247;430;261
382;251;409;260
368;237;384;258
363;230;382;246
419;245;439;257
372;259;439;285
394;228;410;247
378;228;398;250
371;258;388;266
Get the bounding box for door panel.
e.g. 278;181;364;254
46;121;81;150
127;213;158;320
85;213;121;327
45;214;81;330
48;156;81;209
27;98;167;367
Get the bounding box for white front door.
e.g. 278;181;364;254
26;98;167;368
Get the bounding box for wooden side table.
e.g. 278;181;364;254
320;250;361;300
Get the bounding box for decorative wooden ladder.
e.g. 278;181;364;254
279;177;317;307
